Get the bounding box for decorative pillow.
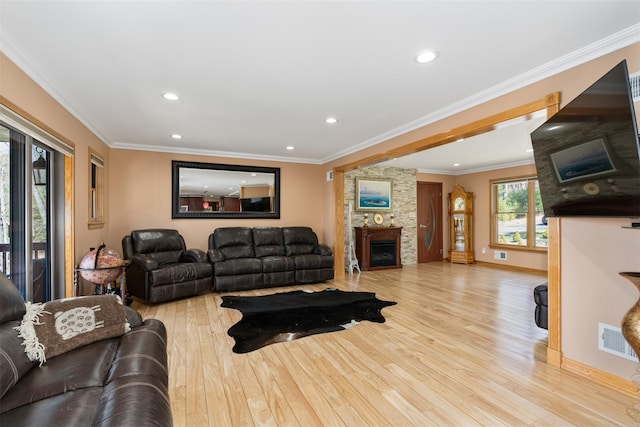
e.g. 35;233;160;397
15;295;130;366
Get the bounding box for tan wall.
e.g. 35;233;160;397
107;149;325;251
0;52;111;270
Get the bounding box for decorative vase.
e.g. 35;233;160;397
621;272;640;356
620;272;640;422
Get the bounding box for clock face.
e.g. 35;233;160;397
373;213;384;225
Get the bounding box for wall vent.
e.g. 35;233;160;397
631;72;640;103
493;250;507;260
598;322;638;362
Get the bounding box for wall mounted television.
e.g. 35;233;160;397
240;196;272;212
530;60;640;217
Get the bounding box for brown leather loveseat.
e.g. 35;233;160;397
0;275;172;426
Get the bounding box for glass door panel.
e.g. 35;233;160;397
32;144;50;302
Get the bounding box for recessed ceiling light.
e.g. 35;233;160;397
526;148;534;153
286;146;295;150
453;163;460;167
415;51;437;64
325;117;338;124
162;92;179;101
171;134;182;139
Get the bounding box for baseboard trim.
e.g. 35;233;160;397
474;260;547;276
561;357;637;396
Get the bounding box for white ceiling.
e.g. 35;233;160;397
1;1;639;173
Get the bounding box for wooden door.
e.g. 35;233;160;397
417;182;443;263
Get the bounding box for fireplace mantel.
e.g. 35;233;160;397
354;227;402;271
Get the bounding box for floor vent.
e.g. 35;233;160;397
631;72;640;103
598;322;638;362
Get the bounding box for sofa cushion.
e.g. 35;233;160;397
212;227;255;259
0;321;36;401
0;338;119;414
15;295;129;365
0;275;25;324
0;388;103;426
293;254;334;270
130;229;185;255
253;227;285;257
283;227;319;256
261;256;295;273
215;258;262;276
147;250;183;266
148;262;212;286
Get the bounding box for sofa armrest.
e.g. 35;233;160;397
181;248;207;263
207;248;226;263
315;244;333;256
124;306;143;328
129;254;159;271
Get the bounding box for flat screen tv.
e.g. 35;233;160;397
240;196;272;212
530;60;640;217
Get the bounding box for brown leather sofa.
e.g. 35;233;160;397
208;226;334;292
122;229;213;304
0;275;172;426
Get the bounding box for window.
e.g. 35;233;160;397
88;149;104;228
491;177;547;250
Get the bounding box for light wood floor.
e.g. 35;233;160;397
132;262;639;426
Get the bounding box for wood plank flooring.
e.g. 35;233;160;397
132;262;639;426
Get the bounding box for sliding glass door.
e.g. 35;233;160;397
0;123;54;302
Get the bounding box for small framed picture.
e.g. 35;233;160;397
355;177;392;211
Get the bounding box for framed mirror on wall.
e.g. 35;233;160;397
171;161;280;219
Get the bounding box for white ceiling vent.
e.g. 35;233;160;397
630;71;640;103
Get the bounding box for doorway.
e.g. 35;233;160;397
417;181;443;263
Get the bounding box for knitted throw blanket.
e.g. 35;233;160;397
15;295;130;366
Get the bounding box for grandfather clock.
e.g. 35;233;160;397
448;185;474;264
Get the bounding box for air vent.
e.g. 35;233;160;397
598;322;638;362
630;72;640;103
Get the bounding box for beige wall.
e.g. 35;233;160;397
0;52;111;268
562;218;640;379
107;149;325;251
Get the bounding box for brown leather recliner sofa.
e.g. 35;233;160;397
122;229;213;304
0;275;172;426
208;226;334;292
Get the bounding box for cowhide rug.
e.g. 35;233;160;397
220;288;396;353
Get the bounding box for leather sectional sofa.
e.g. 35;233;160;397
121;227;334;303
208;226;334;292
0;275;172;426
